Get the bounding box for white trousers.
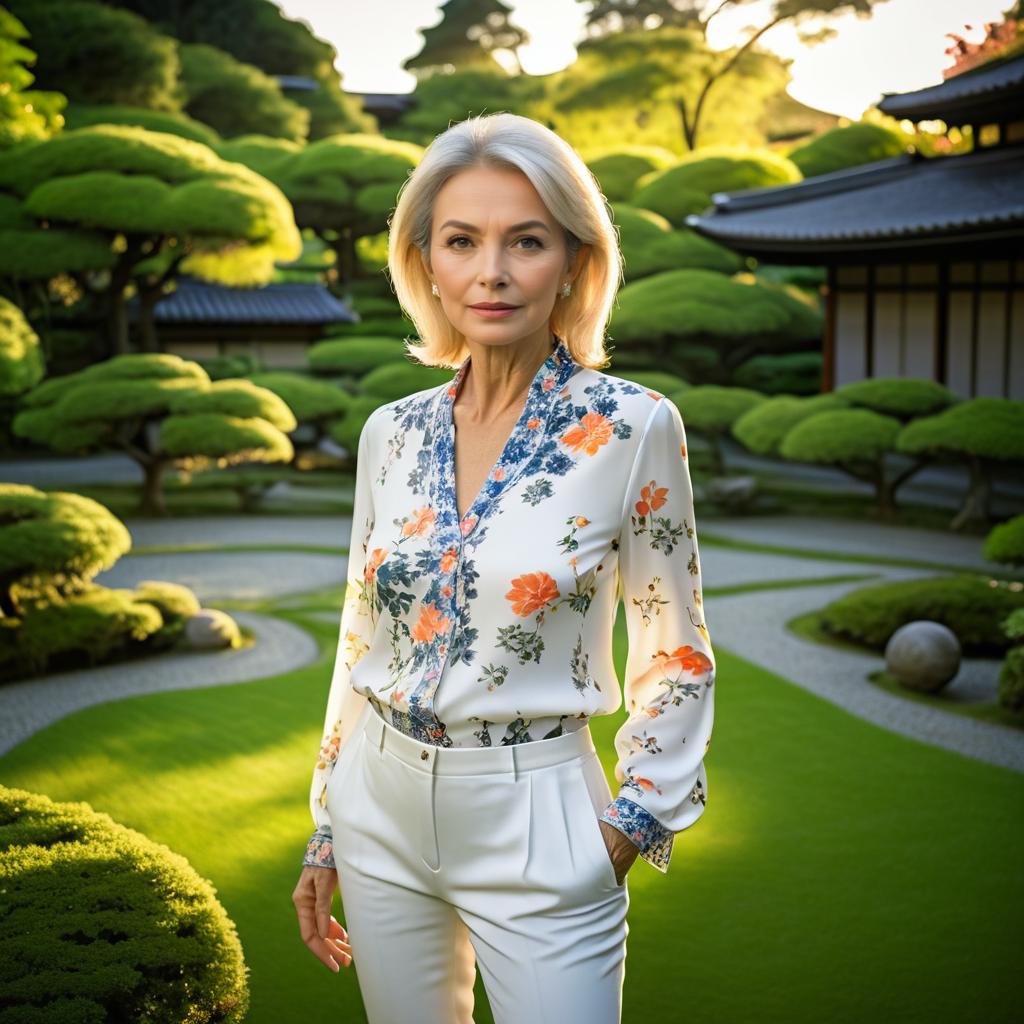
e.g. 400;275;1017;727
327;701;630;1024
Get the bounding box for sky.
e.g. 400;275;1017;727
271;0;1012;120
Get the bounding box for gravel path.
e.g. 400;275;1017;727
0;512;1019;773
0;611;320;757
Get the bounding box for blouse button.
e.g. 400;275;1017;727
420;750;430;760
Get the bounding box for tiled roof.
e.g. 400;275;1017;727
127;276;359;325
877;50;1024;124
684;141;1024;256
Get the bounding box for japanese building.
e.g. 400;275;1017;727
685;50;1024;400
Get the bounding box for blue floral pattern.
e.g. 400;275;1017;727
304;336;715;876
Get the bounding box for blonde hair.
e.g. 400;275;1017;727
386;112;623;371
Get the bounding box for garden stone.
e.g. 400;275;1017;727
185;609;241;649
885;620;961;693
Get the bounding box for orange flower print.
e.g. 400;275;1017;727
632;775;659;795
656;644;714;678
542;374;556;391
574;515;590;527
635;479;669;518
401;505;436;538
364;548;388;583
681;442;687;460
527;417;541;430
561;412;614;456
460;513;478;534
493;466;506;482
505;572;560;616
411;602;452;643
440;547;459;573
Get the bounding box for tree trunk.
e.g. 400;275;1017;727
138;287;162;353
139;457;167;516
106;237;147;355
949;455;992;531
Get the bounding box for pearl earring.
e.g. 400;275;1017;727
561;281;572;297
432;283;439;296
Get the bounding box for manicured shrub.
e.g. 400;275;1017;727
983;514;1024;567
731;392;850;455
780;407;904;515
731;351;823;396
998;608;1024;712
998;645;1024;712
819;575;1024;656
322;317;415;338
897;397;1024;530
328;395;386;457
611;202;742;281
0;785;249;1022
669;384;767;473
587;145;676;202
834;376;958;419
358;360;454;402
306;336;409;375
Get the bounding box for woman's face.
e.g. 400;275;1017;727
423;164;580;350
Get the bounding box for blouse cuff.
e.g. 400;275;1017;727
599;796;675;873
303;830;336;869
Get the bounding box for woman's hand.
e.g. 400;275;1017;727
293;865;354;972
599;820;640;885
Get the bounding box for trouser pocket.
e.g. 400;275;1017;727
574;753;626;891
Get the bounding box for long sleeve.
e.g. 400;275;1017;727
302;412;378;869
598;395;716;874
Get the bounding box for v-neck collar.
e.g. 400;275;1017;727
430;335;577;548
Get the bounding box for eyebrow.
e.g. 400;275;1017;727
438;219;551;234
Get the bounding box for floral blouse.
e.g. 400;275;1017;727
304;336;715;875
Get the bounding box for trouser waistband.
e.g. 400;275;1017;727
361;700;596;776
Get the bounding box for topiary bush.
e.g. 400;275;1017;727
779;407;908;516
818;574;1024;657
731;351;823;396
896;397;1024;531
0;784;249;1022
322;317;415;338
12;354;297;516
667;384;767;474
0;484;203;679
306;336;409;377
833;377;958;420
133;580;203;646
983;514;1024;567
610;202;743;281
328;395;387;457
731;393;849;456
997;608;1024;712
586;145;677;202
358;361;454;403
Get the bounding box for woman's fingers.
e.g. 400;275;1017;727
294;867;354;972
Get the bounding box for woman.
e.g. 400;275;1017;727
292;112;716;1023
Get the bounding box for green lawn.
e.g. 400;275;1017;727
1;594;1019;1023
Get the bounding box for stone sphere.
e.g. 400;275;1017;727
884;620;961;693
184;608;241;650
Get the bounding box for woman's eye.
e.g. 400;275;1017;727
444;236;543;250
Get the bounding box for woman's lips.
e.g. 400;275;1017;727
469;306;521;318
